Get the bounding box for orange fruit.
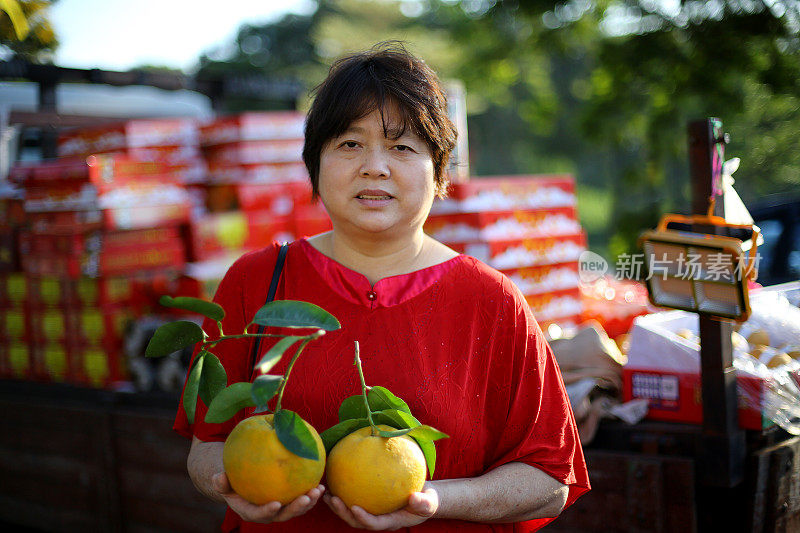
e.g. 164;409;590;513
747;329;770;348
767;352;792;369
223;414;325;505
326;425;426;515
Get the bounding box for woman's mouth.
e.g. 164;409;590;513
355;190;394;206
356;194;393;200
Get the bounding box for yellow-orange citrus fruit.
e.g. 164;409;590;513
223;414;325;505
747;329;770;348
326;425;426;515
767;352;792;369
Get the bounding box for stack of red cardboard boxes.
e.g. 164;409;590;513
188;111;330;264
5;154;192;387
425;175;586;330
58;117;206;185
0;272;26;379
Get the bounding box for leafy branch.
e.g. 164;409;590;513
320;341;448;479
145;295;340;460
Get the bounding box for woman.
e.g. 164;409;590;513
174;43;590;532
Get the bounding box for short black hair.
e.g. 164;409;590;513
303;42;457;199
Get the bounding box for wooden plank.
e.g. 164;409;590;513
0;469;94;510
113;412;192;472
663;456;696;532
117;466;215;509
626;459;664;532
0;406;97;455
551;451;696;533
120;496;225;533
0;494;99;532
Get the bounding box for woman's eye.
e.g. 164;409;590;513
340;141;359;148
393;144;415;152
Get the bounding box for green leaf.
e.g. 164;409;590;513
145;321;204;358
251;374;282;408
160;295;225;322
406;425;449;441
274;409;320;461
338;394;368;422
252;300;341;331
256;336;303;374
182;353;203;424
367;386;411;414
320;418;371;453
198;351;227;407
413;437;437;479
205;382;255;424
372;409;420;429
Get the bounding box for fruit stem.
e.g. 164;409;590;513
354;341;377;436
275;329;325;412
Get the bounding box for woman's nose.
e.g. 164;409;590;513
359;149;390;178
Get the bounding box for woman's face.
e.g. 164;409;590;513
317;106;436;239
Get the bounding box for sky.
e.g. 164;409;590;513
49;0;315;72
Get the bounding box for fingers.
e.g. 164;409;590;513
324;494;364;529
323;493;434;531
273;485;326;522
225;485;326;524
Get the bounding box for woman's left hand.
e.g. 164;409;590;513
323;487;439;530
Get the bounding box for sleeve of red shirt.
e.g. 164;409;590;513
172;247;276;442
485;283;590;530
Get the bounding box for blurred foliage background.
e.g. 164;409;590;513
4;0;799;261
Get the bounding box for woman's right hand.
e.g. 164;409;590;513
212;472;325;524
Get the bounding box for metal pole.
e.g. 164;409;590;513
38;79;58;159
687;118;746;488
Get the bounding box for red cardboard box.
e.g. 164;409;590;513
246;212;294;249
0;272;26;308
432;175;576;214
25;306;78;346
622;367;768;431
0;341;30;379
236;181;311;214
126;144;201;164
0;227;20;272
293;203;332;238
200;111;305;146
58;118;199;158
525;287;583;323
448;233;586;270
23;275;135;309
0;305;29;342
0;196;26;226
68;277;134;308
502;262;580;296
204;140;305;165
22;240;185;278
186;211;249;261
69;337;127;388
28;340;70;383
20;227;181;256
11;155;170;188
26;203;190;232
425;207;581;243
73;305;132;345
207;161;308;184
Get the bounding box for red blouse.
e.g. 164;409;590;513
174;238;589;532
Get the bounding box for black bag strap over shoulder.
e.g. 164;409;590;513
249;242;289;370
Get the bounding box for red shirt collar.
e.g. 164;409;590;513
298;238;464;308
